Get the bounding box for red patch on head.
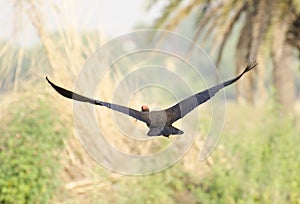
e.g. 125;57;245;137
141;105;149;112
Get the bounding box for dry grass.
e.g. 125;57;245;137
3;2;300;203
0;3;210;202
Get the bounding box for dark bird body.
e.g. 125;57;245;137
46;60;257;137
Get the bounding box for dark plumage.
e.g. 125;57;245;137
46;60;257;137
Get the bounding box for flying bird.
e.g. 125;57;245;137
46;60;257;137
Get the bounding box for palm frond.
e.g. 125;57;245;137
215;2;246;67
153;0;182;29
145;0;161;11
186;2;224;57
165;0;200;30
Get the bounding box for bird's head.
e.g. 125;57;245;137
141;105;149;112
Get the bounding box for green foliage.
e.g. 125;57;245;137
114;166;196;204
67;103;300;204
190;106;300;203
2;90;298;204
0;97;65;204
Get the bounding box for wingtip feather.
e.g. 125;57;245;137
45;76;52;85
244;59;258;73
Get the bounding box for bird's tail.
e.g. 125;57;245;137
147;126;184;137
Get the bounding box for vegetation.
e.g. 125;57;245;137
190;105;300;203
149;0;300;109
1;89;299;203
93;104;300;204
0;93;65;203
0;1;299;203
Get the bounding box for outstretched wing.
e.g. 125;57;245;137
165;60;257;124
46;77;150;124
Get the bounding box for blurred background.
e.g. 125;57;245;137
0;0;300;203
